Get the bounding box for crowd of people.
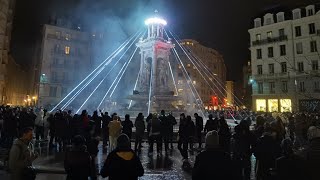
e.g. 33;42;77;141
0;105;320;180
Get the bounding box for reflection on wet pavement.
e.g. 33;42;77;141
29;141;193;180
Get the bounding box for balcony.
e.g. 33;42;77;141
253;72;289;79
252;35;288;46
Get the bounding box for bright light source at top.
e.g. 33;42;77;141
145;17;167;26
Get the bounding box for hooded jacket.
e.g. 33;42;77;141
100;148;144;180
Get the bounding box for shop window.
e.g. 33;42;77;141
268;99;279;112
256;99;266;112
280;99;292;112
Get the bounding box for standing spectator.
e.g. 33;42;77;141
178;115;195;160
218;117;231;152
122;114;134;140
3;108;17;147
55;111;68;150
254;126;282;180
275;139;304;180
194;113;203;149
92;111;101;137
9;127;38;180
288;116;295;142
192;130;233;180
64;135;94;180
100;134;144;180
47;113;55;148
108;115;122;151
204;114;219;133
159;110;171;153
167;112;177;149
148;113;162;156
81;110;90;140
134;113;145;152
101;111;111;148
34;108;44;141
304;126;320;180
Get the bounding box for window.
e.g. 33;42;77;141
298;62;304;72
257;65;263;75
296;42;303;54
55;31;61;39
308;9;314;16
312;60;318;71
258;82;263;94
49;86;57;97
54;44;60;52
314;81;320;92
269;82;275;94
268;64;274;74
178;65;182;69
293;11;301;20
256;34;261;41
65;46;70;55
187;64;191;67
192;81;196;85
65;33;71;41
282;81;288;92
295;26;301;37
280;45;286;56
267;31;273;39
299;82;305;92
178;89;183;93
268;47;274;57
311;41;318;52
257;49;262;59
281;62;287;73
279;29;285;37
266;18;272;25
309;23;316;34
51;71;57;81
177;80;183;84
178;73;183;77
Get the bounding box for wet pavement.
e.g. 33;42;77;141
1;141;195;180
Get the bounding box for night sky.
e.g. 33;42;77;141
11;0;318;81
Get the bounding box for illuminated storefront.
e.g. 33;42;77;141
280;99;292;112
268;99;279;112
256;99;267;112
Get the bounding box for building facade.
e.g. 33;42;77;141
226;81;234;106
249;4;320;112
0;0;15;104
177;39;227;109
37;21;92;108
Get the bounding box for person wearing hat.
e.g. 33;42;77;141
192;130;233;180
100;134;144;180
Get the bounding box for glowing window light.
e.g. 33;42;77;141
145;17;167;26
65;46;70;55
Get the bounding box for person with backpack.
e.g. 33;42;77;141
9;127;38;180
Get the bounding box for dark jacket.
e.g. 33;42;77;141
304;137;320;180
204;118;219;132
134;116;145;137
192;147;234;180
179;120;195;139
160;115;171;136
195;116;203;133
122;120;134;138
64;145;92;180
275;154;304;180
100;148;144;180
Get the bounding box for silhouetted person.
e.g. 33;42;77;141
92;111;101;137
178;115;195;160
134;113;145;152
64;135;94;180
275;139;304;180
167;112;177;149
194;113;203;149
160;110;171;153
100;134;144;180
148;114;162;156
218;117;231;152
122;114;133;140
101;111;111;147
204;114;219;133
192;131;233;180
